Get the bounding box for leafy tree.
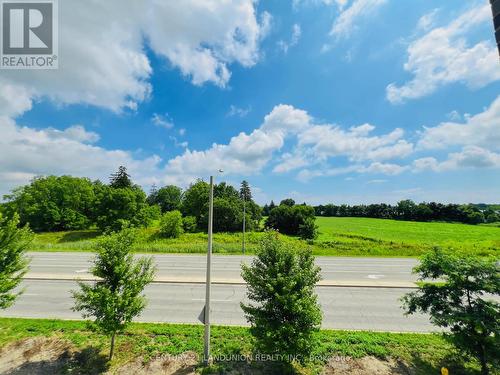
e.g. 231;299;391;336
280;198;296;207
485;212;500;224
149;185;182;213
181;180;209;221
94;185;150;232
241;231;322;365
159;210;184;238
266;204;316;236
402;249;499;375
268;200;276;212
146;184;159;206
72;229;155;360
0;213;32;309
109;166;132;189
4;176;96;231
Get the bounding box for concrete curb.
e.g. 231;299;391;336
23;274;418;289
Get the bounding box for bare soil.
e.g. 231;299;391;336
0;337;413;374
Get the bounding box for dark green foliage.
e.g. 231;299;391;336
159;210;183;238
402;249;499;375
485;212;500;223
148;185;182;213
72;229;155;360
298;216;318;240
181;180;210;220
0;214;32;309
182;216;197;233
239;180;252;201
109;166;132;189
280;198;296;207
241;231;322;364
314;200;497;225
4;176;96;231
266;204;316;236
94;185;150;232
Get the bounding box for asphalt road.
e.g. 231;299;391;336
0;280;434;332
0;253;435;332
25;252;419;287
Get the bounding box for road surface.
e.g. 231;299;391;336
0;252;435;332
24;252;419;287
0;280;433;332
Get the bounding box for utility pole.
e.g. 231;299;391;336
203;175;214;364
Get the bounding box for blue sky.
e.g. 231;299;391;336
1;0;499;204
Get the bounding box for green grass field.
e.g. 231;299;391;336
0;318;483;374
29;217;500;257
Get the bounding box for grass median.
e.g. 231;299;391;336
0;317;485;374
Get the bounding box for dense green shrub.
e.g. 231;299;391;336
182;216;197;233
159;210;184;238
298;216;318;240
265;203;317;236
241;231;322;365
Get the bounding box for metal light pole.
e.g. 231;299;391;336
242;196;246;254
203;175;214;364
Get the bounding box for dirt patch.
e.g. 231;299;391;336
0;337;74;374
322;356;413;375
113;352;198;375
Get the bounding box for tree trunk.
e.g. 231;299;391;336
109;332;116;361
478;344;488;375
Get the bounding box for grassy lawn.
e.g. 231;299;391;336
28;217;500;257
0;317;483;374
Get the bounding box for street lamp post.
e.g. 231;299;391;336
203;175;214;364
203;170;222;365
242;196;246;254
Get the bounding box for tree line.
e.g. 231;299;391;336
311;200;499;225
0;167;319;239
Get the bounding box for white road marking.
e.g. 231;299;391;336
75;269;88;273
367;274;385;279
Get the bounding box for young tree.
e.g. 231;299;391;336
241;231;322;365
72;229;156;360
109;166;132;189
0;213;32;309
402;249;499;375
153;185;183;212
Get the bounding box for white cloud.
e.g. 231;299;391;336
387;3;500;104
298;123;410;162
416;8;439;32
277;23;302;53
418;96;500;150
0;0;270;116
227;105;252;118
0;117;162;196
330;0;388;39
152;113;174;129
413;146;500;172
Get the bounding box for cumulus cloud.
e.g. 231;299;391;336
413;146;500;172
387;3;500;104
0;0;270;116
0;117;162;196
418;96;500;150
226;105;252;118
